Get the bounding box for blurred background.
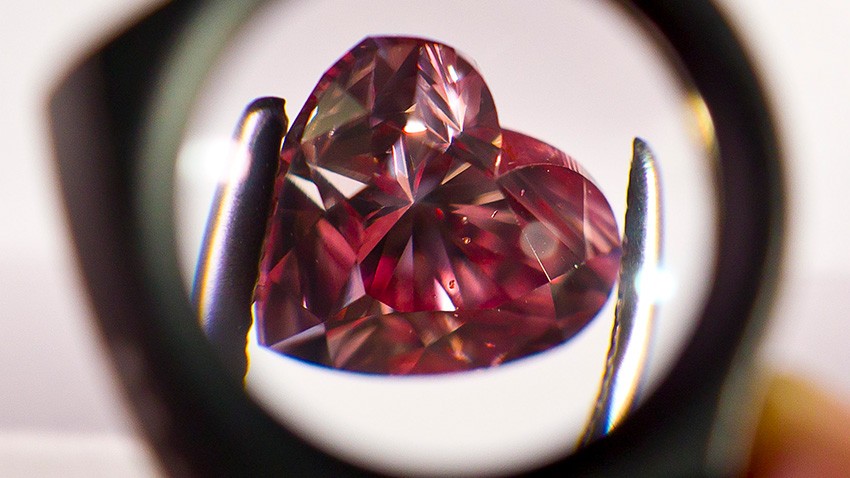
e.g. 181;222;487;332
1;1;848;476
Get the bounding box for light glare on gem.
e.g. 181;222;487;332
286;175;326;210
404;118;428;134
520;222;560;261
447;64;459;82
315;166;369;199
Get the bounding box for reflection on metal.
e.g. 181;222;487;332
192;97;287;378
687;91;717;152
581;138;663;444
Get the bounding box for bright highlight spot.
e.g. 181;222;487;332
635;267;676;303
404;118;427;134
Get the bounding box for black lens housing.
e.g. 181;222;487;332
50;1;783;476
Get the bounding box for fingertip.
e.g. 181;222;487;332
747;376;850;478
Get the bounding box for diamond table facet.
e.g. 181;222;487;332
252;36;621;374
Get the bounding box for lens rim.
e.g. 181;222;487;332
50;0;783;476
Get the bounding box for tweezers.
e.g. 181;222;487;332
192;96;662;440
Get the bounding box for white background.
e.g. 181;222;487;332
1;1;848;476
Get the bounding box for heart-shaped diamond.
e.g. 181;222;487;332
252;36;621;374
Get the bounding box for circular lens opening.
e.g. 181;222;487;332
173;1;718;475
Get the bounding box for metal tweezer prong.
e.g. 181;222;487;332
582;138;663;443
192;96;287;378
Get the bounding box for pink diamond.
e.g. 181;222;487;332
252;37;622;374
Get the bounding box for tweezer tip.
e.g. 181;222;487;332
244;96;286;115
632;137;654;160
631;137;660;180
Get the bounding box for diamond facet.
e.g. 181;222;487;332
252;36;622;374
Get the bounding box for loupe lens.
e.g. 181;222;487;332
175;1;717;475
51;0;781;476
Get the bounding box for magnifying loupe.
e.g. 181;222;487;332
50;1;783;476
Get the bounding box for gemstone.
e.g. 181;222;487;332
252;36;622;374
